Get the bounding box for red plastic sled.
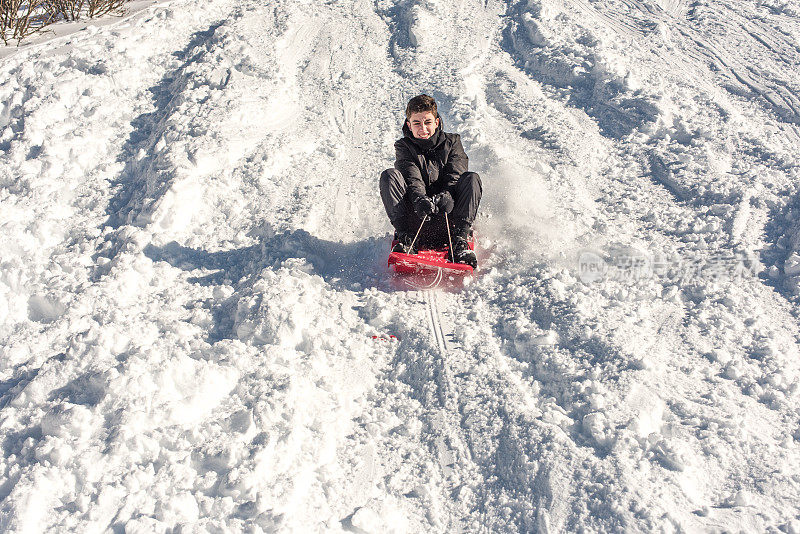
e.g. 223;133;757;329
388;235;476;288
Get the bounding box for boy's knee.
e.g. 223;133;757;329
459;171;482;192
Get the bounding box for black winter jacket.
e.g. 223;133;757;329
394;119;469;205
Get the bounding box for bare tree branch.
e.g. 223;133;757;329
1;0;128;45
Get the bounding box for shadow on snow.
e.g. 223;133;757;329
144;228;393;341
105;22;225;229
499;0;662;140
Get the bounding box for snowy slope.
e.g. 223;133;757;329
1;0;800;531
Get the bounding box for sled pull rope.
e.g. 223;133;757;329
410;214;428;251
445;212;454;263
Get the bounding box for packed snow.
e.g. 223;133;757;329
2;0;800;531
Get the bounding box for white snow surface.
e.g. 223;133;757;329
2;0;800;531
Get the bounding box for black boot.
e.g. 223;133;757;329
392;231;417;254
452;236;477;268
449;220;476;267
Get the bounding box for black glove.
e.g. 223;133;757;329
413;196;437;218
432;192;454;214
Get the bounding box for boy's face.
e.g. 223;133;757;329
407;111;439;140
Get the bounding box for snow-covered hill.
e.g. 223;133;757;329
2;0;800;531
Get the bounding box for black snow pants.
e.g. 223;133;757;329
379;168;482;248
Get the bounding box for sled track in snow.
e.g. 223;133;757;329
424;289;459;412
424;290;448;356
416;289;478;530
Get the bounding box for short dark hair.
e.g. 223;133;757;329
405;94;438;119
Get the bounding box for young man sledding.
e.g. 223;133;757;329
379;94;482;269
